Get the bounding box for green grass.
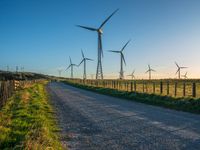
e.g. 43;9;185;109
63;81;200;114
0;82;63;150
73;79;200;98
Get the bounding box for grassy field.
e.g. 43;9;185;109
0;81;63;149
68;79;200;98
63;80;200;114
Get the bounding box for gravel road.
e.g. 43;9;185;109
47;82;200;150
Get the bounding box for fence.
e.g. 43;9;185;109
65;79;200;98
0;80;43;108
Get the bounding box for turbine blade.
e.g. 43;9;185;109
175;68;179;74
108;50;120;53
99;8;119;29
73;64;79;67
86;58;93;61
66;64;71;70
79;59;84;66
81;50;84;58
69;57;72;64
76;25;97;31
148;64;150;70
132;70;135;74
180;67;187;69
122;54;126;65
175;62;179;68
151;69;156;72
121;40;131;52
145;70;149;73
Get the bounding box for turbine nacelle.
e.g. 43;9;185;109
98;29;103;34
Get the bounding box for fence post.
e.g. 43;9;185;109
145;82;148;92
174;82;177;97
167;81;169;95
130;82;133;92
153;82;155;94
160;81;163;94
192;82;196;98
142;81;145;93
134;81;136;92
183;82;186;97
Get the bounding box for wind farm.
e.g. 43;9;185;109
1;1;200;149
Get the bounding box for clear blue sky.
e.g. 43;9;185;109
1;0;200;79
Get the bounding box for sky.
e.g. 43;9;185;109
1;0;200;79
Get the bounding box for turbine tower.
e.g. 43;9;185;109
66;57;77;78
127;70;135;80
58;69;62;77
108;40;130;80
175;62;187;79
79;50;93;80
77;9;119;79
182;72;188;79
145;65;155;80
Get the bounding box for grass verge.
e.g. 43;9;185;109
0;81;63;150
63;81;200;114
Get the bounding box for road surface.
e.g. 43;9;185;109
47;82;200;150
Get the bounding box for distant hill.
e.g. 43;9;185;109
0;70;52;81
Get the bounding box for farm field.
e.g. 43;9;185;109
67;79;200;98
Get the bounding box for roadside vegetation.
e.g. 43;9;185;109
0;81;63;149
63;81;200;114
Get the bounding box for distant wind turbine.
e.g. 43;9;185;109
79;50;93;80
76;9;119;79
182;72;188;79
58;69;62;77
145;65;156;80
16;66;19;73
127;69;135;80
108;40;131;80
6;65;9;72
66;57;78;78
175;62;187;79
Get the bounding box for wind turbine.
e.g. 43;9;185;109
127;69;135;80
181;72;188;79
76;9;119;80
6;65;9;72
108;40;130;80
145;65;156;80
175;62;187;79
66;57;77;78
16;66;19;73
58;69;62;77
79;50;93;80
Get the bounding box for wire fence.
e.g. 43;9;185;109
0;80;44;108
65;79;200;98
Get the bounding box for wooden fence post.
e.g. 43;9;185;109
134;81;137;92
142;81;145;93
174;82;177;97
145;82;148;92
167;81;169;95
160;81;163;94
153;82;155;94
130;82;133;92
183;82;186;97
192;82;196;98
